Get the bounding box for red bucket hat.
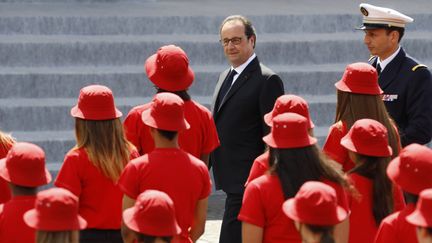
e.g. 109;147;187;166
123;190;181;236
24;188;87;231
71;84;122;120
141;92;190;132
335;62;383;95
283;181;347;225
0;142;51;187
387;144;432;195
145;45;195;92
406;188;432;227
341;118;392;157
264;94;314;129
263;113;317;149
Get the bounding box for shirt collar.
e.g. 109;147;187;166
378;46;401;71
231;53;256;76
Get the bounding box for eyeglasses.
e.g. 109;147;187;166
220;37;244;46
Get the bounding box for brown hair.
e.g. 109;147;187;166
350;154;394;226
36;230;78;243
269;145;351;199
75;118;132;181
335;90;400;158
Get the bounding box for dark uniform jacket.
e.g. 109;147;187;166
369;47;432;146
211;57;284;194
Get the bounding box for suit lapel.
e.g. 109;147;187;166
211;68;230;114
217;57;259;113
379;48;405;90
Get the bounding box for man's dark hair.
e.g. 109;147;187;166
386;27;405;42
156;128;177;141
156;88;191;101
219;15;256;48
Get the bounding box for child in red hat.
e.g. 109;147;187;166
238;113;351;243
0;130;15;204
119;93;211;243
406;188;432;243
0;142;52;243
340;118;405;243
123;44;219;167
24;187;87;243
122;190;181;243
245;94;315;186
283;181;348;243
323;62;401;172
375;144;432;243
55;85;139;243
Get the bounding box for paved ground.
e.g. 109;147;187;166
197;192;225;243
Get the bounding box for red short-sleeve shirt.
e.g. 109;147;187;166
55;147;139;229
348;173;406;243
0;142;13;204
323;121;356;172
0;195;36;243
374;203;417;243
245;151;270;186
118;148;212;243
123;100;220;158
239;174;349;243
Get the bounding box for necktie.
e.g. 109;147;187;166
376;63;382;76
216;69;237;109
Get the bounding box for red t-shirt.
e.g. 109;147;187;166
118;148;212;243
245;151;270;186
123;100;220;158
238;174;349;243
0;195;36;243
0;142;13;204
323;121;356;172
374;203;417;243
348;173;406;243
55;147;139;229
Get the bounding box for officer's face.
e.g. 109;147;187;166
363;29;398;60
220;20;255;68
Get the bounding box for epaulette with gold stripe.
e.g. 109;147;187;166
412;64;428;71
368;55;376;62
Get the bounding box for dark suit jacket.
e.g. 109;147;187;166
370;48;432;146
211;56;284;193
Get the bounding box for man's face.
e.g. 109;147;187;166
363;28;397;59
220;20;255;68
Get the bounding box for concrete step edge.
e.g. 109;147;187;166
0;95;336;108
1;32;432;44
0;63;350;74
1;61;431;75
10;125;331;143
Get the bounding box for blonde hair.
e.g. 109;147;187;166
75;118;132;181
36;230;79;243
335;90;400;158
0;131;15;154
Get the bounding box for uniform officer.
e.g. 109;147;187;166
358;3;432;147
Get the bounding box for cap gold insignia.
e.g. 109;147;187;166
360;7;369;16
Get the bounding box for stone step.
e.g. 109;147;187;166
2;32;432;67
9;126;332;164
0;2;431;34
0;63;352;98
0;95;337;131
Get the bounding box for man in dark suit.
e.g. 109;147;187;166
211;15;284;243
358;3;432;147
